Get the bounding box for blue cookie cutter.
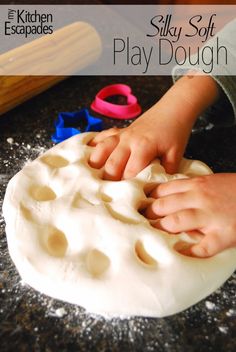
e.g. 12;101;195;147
51;108;103;143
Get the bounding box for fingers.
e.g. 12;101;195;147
103;144;131;181
123;143;155;179
150;179;192;199
145;192;193;219
162;149;182;174
181;233;224;258
89;135;119;169
152;208;205;234
89;130;156;180
89;128;119;146
103;141;155;180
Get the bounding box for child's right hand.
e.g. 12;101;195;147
89;73;219;181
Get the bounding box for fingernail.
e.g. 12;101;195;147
88;156;95;165
123;169;136;179
88;155;99;169
190;246;207;258
103;171;120;181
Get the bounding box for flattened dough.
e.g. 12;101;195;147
3;133;236;317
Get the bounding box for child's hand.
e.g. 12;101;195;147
89;74;219;181
145;173;236;257
89;107;191;181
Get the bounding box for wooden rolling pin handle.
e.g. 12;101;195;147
0;22;102;116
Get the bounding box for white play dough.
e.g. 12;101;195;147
3;132;236;317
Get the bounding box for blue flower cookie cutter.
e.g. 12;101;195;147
51;108;103;143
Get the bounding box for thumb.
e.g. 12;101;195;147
180;234;223;258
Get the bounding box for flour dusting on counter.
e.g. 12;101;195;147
1;73;236;350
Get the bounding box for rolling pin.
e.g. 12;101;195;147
0;22;102;116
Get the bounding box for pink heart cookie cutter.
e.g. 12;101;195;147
91;84;142;119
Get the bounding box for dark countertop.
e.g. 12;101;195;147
0;76;236;352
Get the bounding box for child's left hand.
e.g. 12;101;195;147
144;173;236;258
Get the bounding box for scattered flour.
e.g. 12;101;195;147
218;326;228;334
6;138;14;145
55;307;67;318
48;307;67;318
205;301;217;310
226;308;236;317
1;131;236;347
